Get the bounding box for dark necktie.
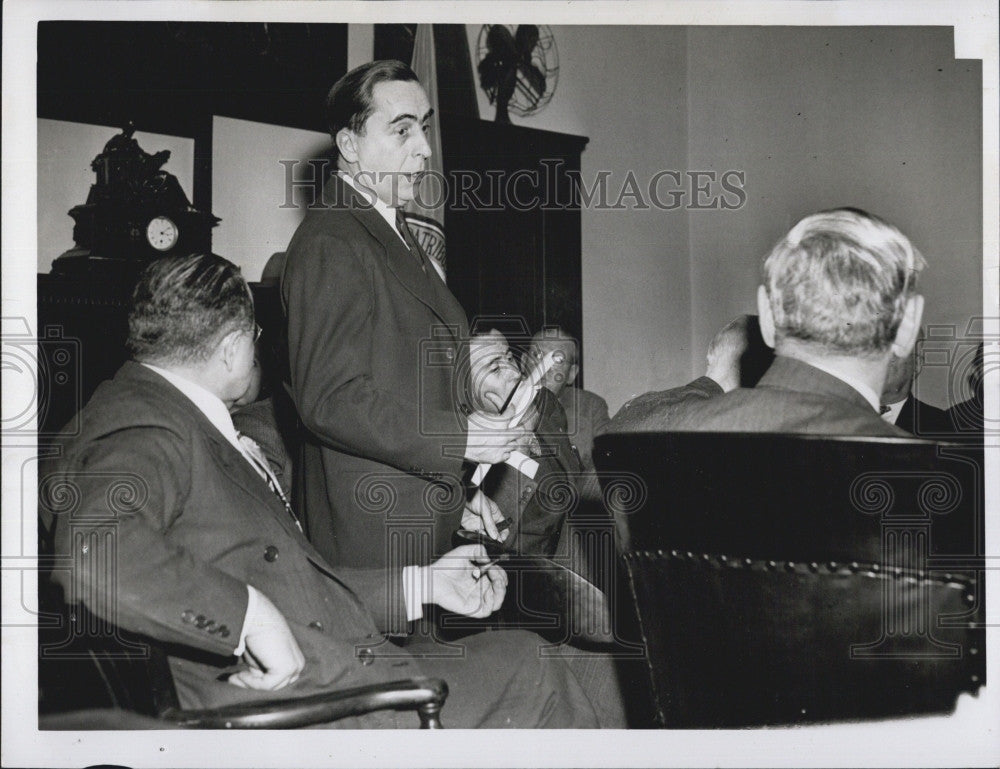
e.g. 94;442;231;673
395;208;427;273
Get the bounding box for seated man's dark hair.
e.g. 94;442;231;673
127;253;254;365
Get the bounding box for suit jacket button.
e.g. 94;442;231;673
181;610;196;624
264;545;279;562
308;621;324;632
358;648;375;666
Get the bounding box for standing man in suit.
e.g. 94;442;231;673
618;208;926;437
44;254;611;728
282;61;522;569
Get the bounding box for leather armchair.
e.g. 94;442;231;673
38;566;447;729
595;432;985;727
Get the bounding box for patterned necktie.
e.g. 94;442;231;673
395;208;427;273
237;432;302;532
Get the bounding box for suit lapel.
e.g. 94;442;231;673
323;175;466;340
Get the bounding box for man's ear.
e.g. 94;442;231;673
756;285;776;349
891;294;925;359
567;363;579;386
219;329;243;372
336;128;359;164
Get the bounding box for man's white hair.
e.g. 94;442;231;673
763;208;925;356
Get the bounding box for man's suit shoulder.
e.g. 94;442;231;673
607;376;723;433
668;381;908;438
65;364;195;446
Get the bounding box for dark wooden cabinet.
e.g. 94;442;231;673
440;115;588;370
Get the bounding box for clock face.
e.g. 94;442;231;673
146;216;178;251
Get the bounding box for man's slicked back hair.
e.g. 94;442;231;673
325;59;419;141
762;208;925;357
127;253;253;365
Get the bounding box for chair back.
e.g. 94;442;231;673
38;567;180;722
594;432;985;727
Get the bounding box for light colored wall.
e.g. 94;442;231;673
37;119;194;273
464;24;982;410
686;26;982;408
466;25;692;411
211;117;329;280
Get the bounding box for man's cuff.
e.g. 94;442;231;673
401;565;430;622
233;584;259;657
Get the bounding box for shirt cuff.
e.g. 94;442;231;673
401;565;429;622
233;584;259;657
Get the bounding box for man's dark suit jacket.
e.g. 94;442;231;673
481;388;585;555
607;376;724;433
892;392;954;437
558;385;611;471
44;363;598;728
654;357;909;437
282;175;471;568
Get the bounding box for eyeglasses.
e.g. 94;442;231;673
252;322;263;343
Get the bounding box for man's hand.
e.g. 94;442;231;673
461;489;509;542
464;410;527;464
228;592;305;691
424;544;507;618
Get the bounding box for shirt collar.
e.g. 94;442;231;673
802;358;882;412
141;363;244;452
339;171;406;247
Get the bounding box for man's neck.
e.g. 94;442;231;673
143;360;231;407
776;340;888;411
338;166;394;208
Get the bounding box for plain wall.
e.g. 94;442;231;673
464;24;983;410
686;26;983;408
211;117;329;280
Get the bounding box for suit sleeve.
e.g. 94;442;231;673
608;376;724;432
50;427;249;657
283;228;466;480
329;564;411;636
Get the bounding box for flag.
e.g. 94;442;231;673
405;24;447;279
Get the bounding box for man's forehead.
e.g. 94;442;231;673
532;337;576;356
471;340;509;358
368;80;431;124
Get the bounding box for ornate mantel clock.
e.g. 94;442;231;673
52;123;219;275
